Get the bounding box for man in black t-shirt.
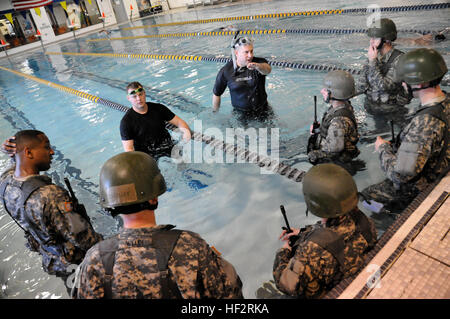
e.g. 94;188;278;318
212;37;273;123
120;82;191;161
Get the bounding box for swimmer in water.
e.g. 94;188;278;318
396;27;448;46
218;25;238;32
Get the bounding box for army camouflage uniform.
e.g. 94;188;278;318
308;102;359;164
273;210;377;299
0;167;102;277
362;94;449;213
357;48;410;118
74;225;243;299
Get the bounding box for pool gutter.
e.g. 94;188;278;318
324;173;450;299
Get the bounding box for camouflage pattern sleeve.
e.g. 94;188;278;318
308;117;355;162
307;149;329;163
273;242;338;298
0;165;15;180
73;245;105;299
379;114;446;185
272;248;295;292
356;64;369;94
366;54;400;94
170;231;243;299
42;185;102;252
322;117;351;154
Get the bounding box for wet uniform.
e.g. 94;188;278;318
120;102;175;161
0;167;102;277
273;210;377;299
308;102;359;164
362;94;450;213
213;57;273;122
74;225;243;299
357;47;410;122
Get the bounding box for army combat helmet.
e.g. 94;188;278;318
99;151;166;214
395;48;448;85
323;70;356;100
302;163;358;218
367;18;397;41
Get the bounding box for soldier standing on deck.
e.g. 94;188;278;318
73;151;243;299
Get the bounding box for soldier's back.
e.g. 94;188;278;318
75;225;242;299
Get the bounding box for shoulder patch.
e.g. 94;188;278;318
63;201;73;213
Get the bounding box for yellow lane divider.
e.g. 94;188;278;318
0;66;100;103
45;51;204;61
122;9;343;30
43;51;362;75
120;3;450;30
87;29;287;42
0;65;306;183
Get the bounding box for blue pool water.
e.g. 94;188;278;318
0;0;449;298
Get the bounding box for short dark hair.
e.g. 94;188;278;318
126;81;143;92
14;130;46;152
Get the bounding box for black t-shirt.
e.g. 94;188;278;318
213;57;269;111
120;102;175;158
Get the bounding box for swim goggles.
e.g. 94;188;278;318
232;37;254;48
128;87;145;96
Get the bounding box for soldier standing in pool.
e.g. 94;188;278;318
361;48;449;215
356;18;411;128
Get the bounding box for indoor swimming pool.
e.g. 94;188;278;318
0;0;449;298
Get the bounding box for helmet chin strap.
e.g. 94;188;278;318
376;38;385;51
148;201;159;211
324;90;331;103
406;83;432;100
325;90;348;104
105;201;159;217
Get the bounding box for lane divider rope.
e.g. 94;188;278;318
87;28;441;42
45;51;361;75
121;3;450;30
0;65;306;183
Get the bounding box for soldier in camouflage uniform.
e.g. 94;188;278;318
356;18;411;126
272;164;377;299
0;130;102;289
361;48;449;214
308;70;360;166
73;151;243;299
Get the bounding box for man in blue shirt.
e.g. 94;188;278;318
212;37;273;124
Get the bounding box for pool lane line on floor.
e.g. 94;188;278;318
121;3;450;30
45;51;361;75
88;28;442;42
0;65;306;183
65;69;204;115
123;9;345;30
